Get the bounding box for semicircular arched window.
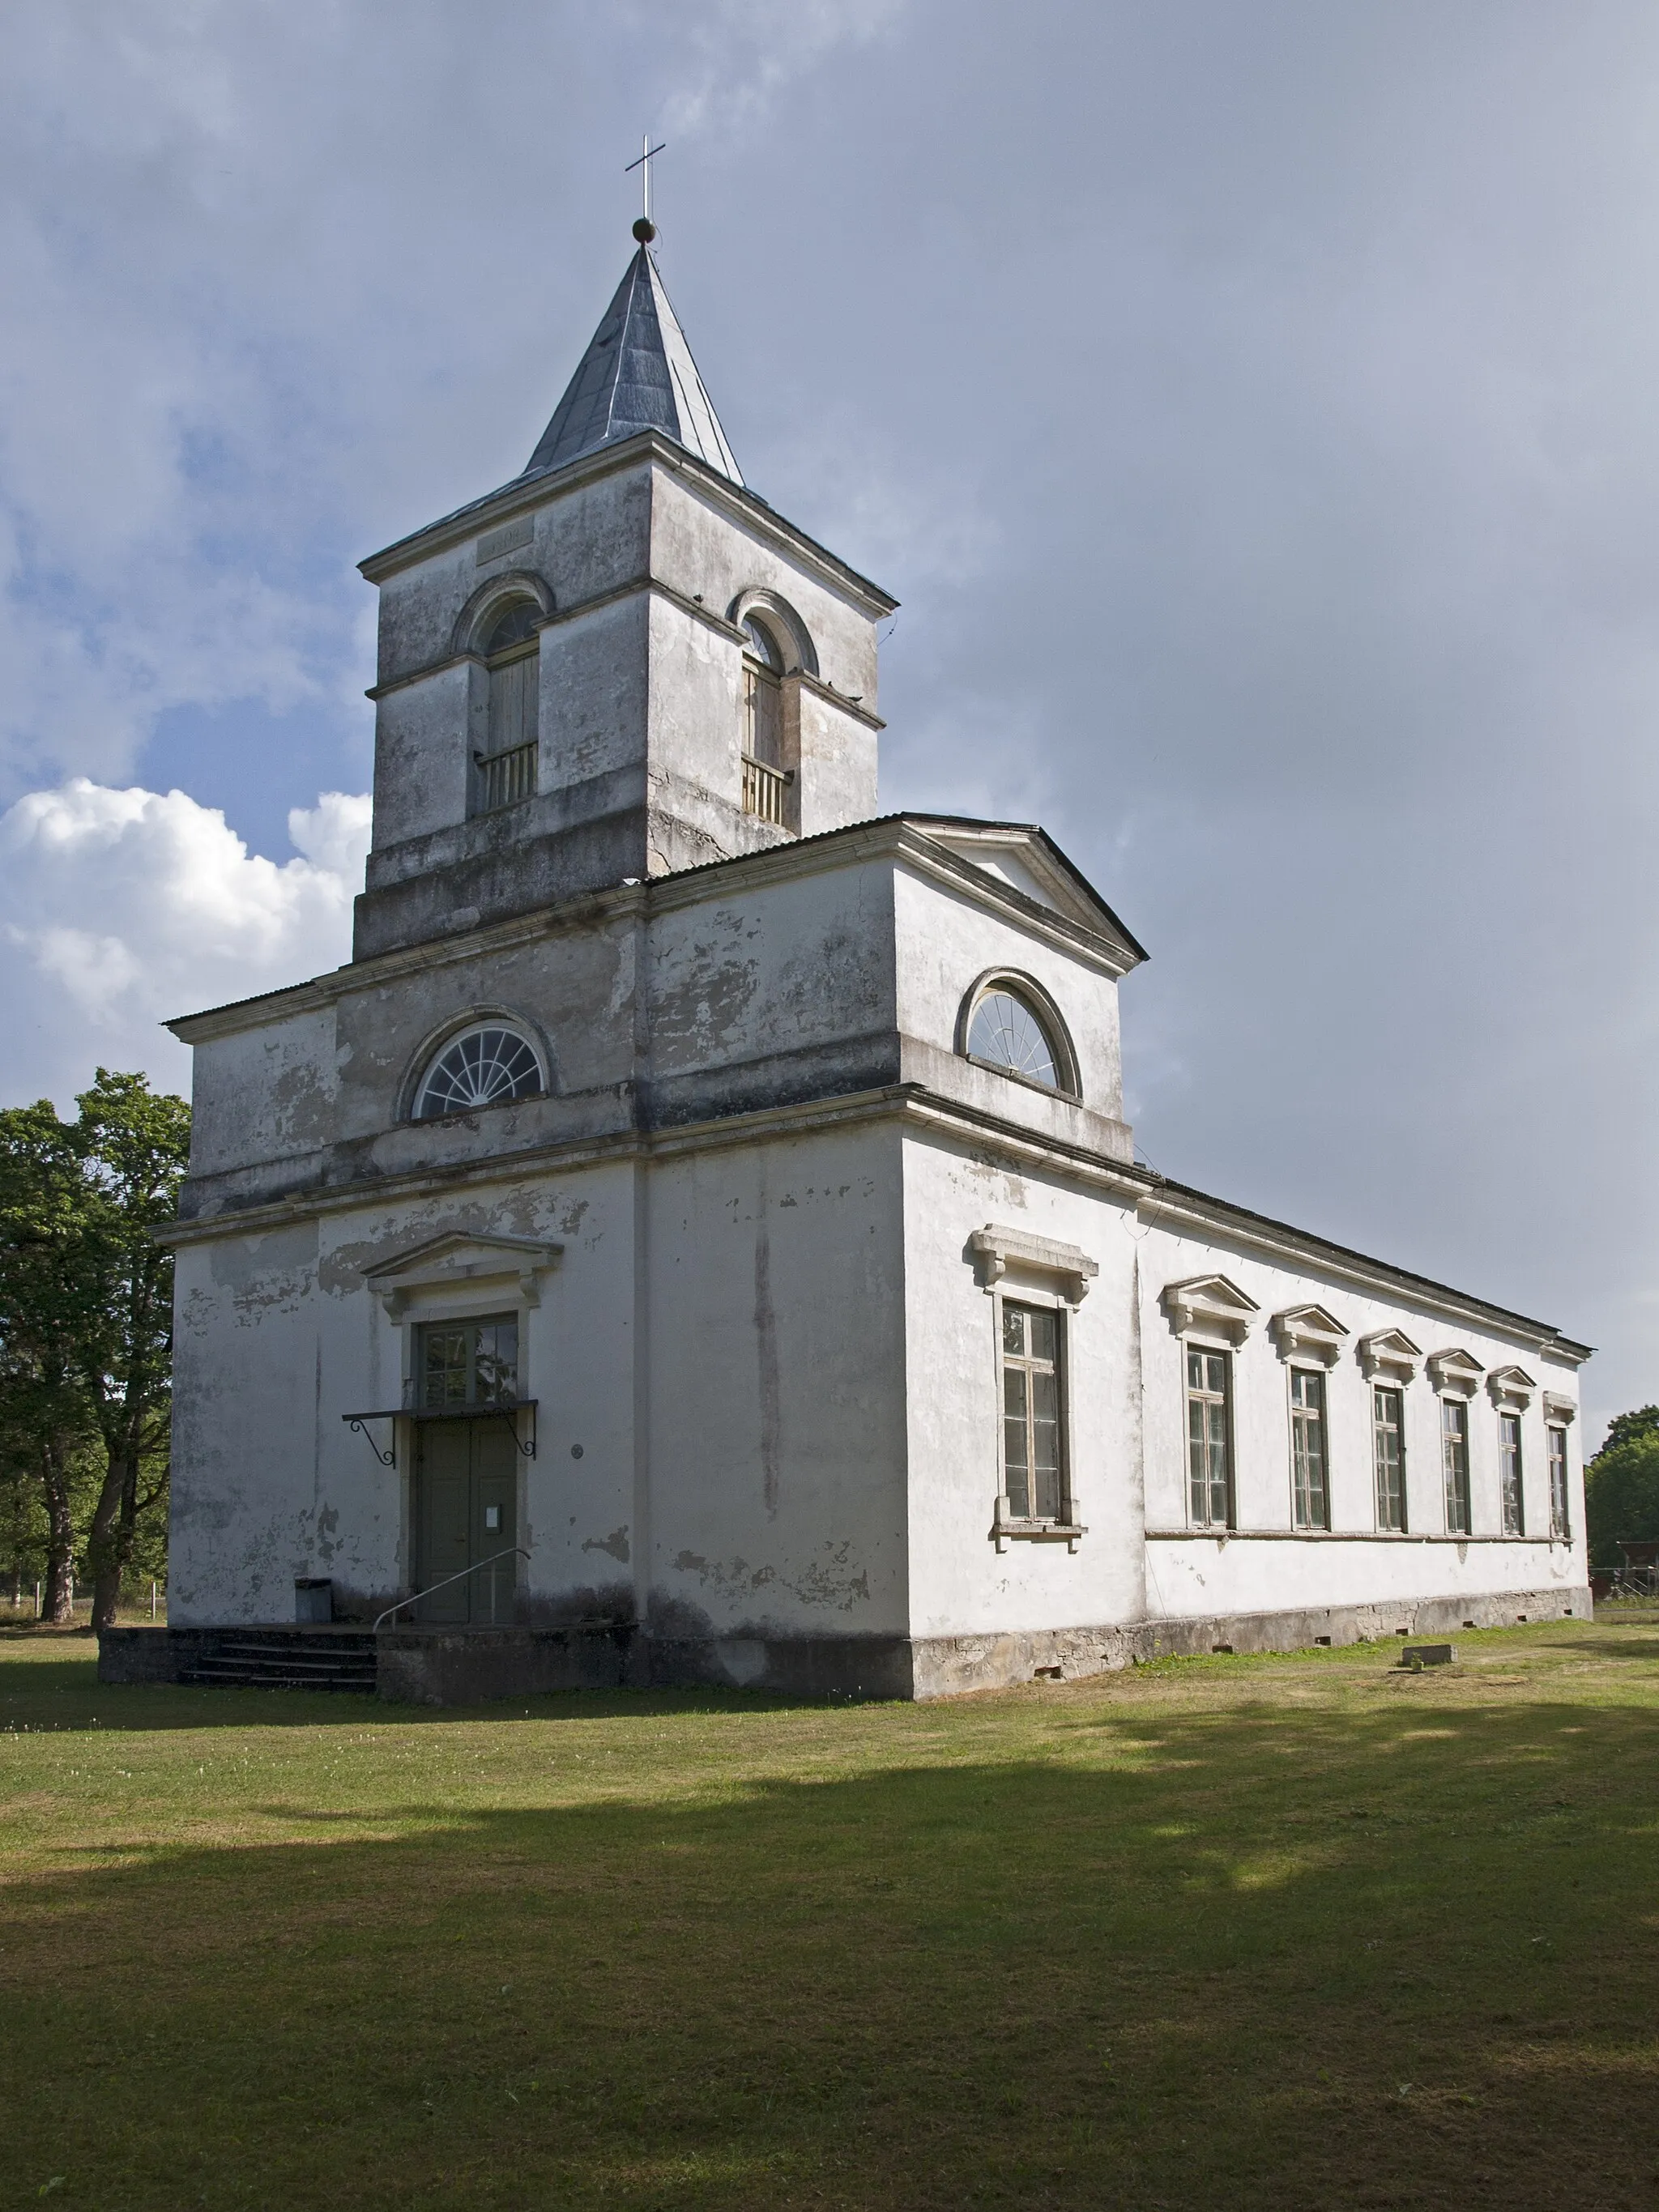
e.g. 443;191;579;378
474;599;542;816
414;1025;544;1120
965;984;1064;1091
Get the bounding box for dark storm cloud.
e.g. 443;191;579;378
0;1;1652;1428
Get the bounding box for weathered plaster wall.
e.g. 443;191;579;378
648;466;881;708
643;857;898;1123
645;1123;909;1646
356;449;890;958
900;1130;1145;1641
186;1006;340;1183
891;863;1132;1161
170;1158;643;1627
795;684;878;837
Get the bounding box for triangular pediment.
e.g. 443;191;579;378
1427;1346;1485;1394
910;820;1148;974
363;1231;563;1316
1270;1303;1350;1366
1358;1328;1423;1382
1162;1274;1260;1345
1486;1362;1537;1409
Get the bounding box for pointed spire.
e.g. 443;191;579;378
522;245;743;485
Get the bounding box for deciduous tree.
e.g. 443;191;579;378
0;1073;189;1626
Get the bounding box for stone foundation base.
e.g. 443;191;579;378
906;1585;1593;1699
99;1586;1590;1705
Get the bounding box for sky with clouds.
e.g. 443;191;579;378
0;1;1654;1435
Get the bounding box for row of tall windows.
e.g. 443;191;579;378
1182;1349;1572;1539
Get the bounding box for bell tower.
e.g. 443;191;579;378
352;227;898;962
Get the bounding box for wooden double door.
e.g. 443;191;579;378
413;1417;518;1624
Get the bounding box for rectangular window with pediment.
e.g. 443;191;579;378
1499;1412;1525;1536
1441;1398;1472;1535
1187;1348;1234;1528
1373;1386;1407;1532
1289;1368;1329;1529
1548;1426;1570;1540
1000;1303;1064;1522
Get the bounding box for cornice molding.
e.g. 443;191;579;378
358;431;898;620
1139;1184;1590;1368
365;574;748;701
167;814;1138;1045
794;666;885;732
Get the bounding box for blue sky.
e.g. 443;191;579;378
1;1;1655;1436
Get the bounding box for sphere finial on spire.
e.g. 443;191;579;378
633;216;657;243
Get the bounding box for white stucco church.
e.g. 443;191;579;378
104;219;1593;1701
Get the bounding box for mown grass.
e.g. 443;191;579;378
2;1616;1657;2210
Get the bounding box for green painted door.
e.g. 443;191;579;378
414;1420;517;1624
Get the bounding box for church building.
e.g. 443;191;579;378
109;222;1593;1701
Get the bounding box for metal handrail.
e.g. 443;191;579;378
373;1546;530;1631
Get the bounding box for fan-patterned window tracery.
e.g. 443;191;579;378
414;1026;543;1120
966;984;1064;1091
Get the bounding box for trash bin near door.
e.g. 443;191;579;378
294;1578;332;1624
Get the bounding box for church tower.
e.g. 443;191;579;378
353;229;897;961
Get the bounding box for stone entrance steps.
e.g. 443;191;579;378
178;1628;379;1694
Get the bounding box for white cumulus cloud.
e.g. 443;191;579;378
0;778;370;1108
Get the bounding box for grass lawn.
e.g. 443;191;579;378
2;1618;1657;2210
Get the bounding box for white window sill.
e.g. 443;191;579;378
993;1519;1087;1553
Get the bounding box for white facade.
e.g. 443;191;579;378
158;241;1590;1699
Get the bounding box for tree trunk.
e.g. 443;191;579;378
87;1450;135;1632
40;1438;77;1624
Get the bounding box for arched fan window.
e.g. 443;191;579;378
475;599;540;814
964;982;1068;1093
414;1025;544;1120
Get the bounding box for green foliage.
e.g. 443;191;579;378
1584;1425;1659;1572
0;1072;188;1617
1598;1403;1659;1455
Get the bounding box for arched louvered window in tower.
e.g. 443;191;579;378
476;601;541;814
740;616;789;825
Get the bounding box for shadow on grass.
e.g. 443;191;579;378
4;1693;1658;2211
0;1648;817;1732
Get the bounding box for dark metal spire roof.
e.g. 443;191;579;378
522;245;742;485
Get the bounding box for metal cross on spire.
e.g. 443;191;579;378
625;133;667;243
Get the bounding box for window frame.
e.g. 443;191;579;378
1440;1395;1473;1536
471;596;543;817
1499;1410;1525;1536
1547;1424;1571;1541
409;1021;547;1124
1372;1383;1408;1532
979;1247;1090;1550
1288;1365;1331;1531
956;969;1081;1102
998;1300;1068;1528
1185;1343;1235;1531
413;1311;522;1412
